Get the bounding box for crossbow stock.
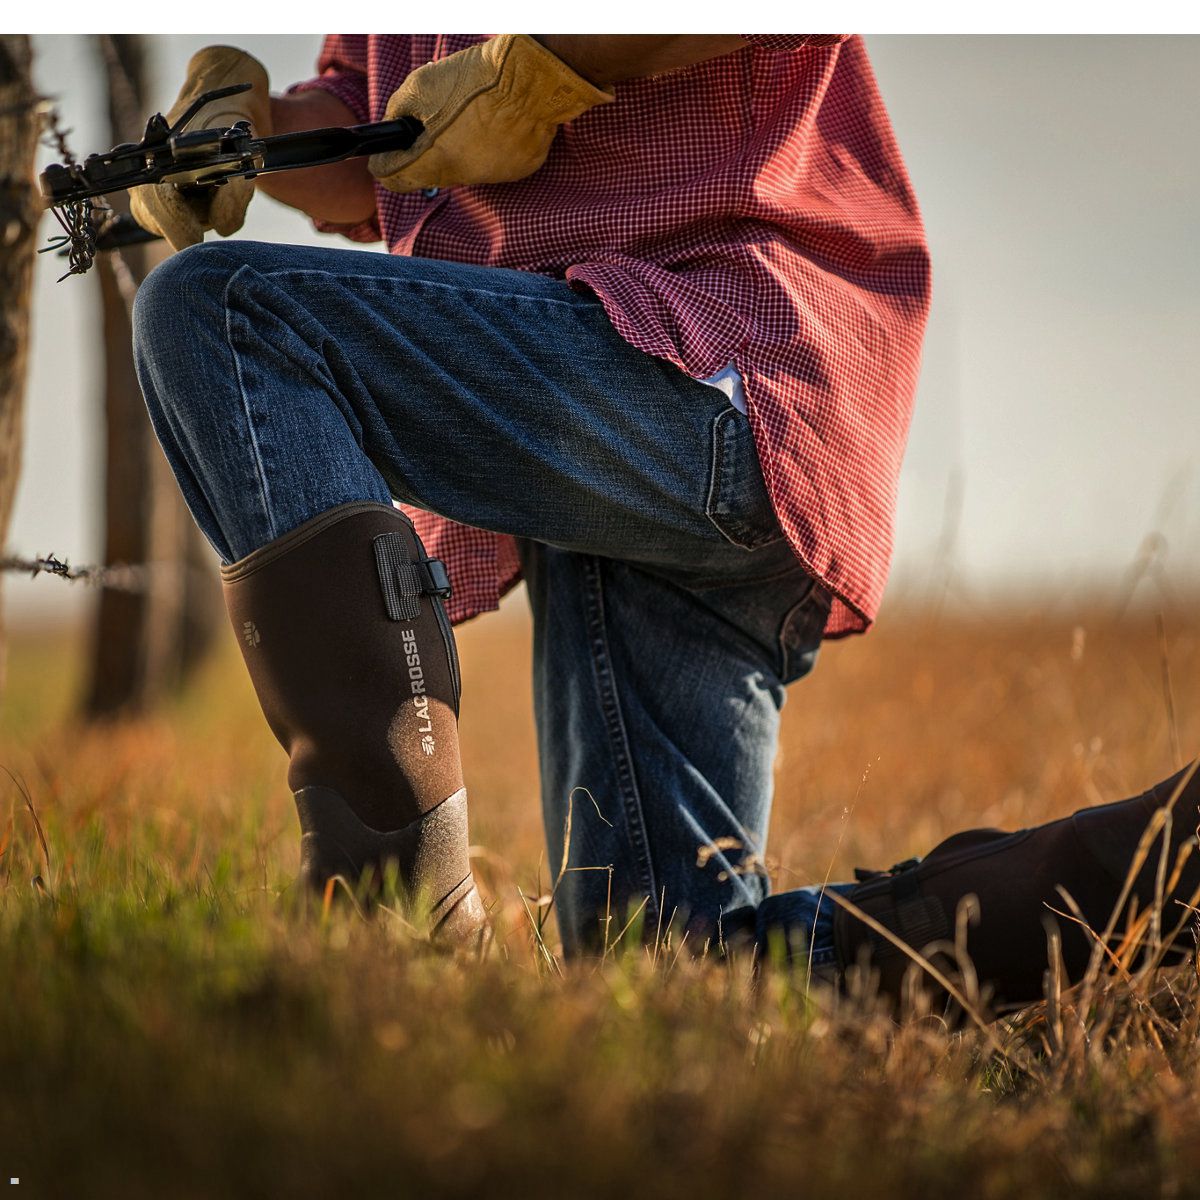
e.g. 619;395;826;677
38;82;423;279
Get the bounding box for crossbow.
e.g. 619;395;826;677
38;82;423;279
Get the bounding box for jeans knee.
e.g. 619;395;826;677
132;243;231;366
134;244;251;441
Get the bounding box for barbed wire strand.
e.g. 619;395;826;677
11;77;155;597
0;554;213;595
1;554;154;593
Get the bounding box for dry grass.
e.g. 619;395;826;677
0;590;1198;1198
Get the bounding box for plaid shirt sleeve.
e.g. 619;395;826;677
286;35;383;243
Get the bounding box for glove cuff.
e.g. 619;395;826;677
171;44;273;138
497;34;615;121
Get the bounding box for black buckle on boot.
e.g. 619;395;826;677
853;856;922;883
374;533;453;622
416;557;452;601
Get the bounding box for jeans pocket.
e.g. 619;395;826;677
704;406;787;551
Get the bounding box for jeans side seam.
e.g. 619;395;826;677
222;266;279;543
580;555;661;931
703;409;730;538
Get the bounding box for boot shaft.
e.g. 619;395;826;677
221;502;464;832
221;502;487;943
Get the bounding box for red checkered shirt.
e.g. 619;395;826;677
292;34;931;636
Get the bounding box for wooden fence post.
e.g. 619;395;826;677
82;35;222;719
0;35;38;700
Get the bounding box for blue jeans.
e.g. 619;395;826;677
133;240;841;959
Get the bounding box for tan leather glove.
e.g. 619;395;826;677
368;35;613;194
130;46;272;251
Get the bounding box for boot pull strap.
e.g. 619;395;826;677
889;869;950;952
845;857;950;959
373;532;453;622
853;855;921;883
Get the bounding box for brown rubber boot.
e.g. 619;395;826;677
221;501;489;947
834;763;1200;1013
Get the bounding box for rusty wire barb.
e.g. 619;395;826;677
0;554;153;593
0;89;95;278
34;96;116;281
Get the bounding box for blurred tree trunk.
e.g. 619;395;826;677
82;34;222;719
0;36;38;700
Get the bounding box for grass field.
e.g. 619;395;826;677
1;588;1198;1198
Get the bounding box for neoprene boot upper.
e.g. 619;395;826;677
833;763;1200;1012
221;502;488;945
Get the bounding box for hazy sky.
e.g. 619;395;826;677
6;35;1199;621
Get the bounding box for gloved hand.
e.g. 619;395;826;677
368;35;613;194
130;46;272;251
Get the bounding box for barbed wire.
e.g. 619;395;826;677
0;554;156;593
21;75;144;302
37;96;111;282
4;73;175;601
37;92;75;165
